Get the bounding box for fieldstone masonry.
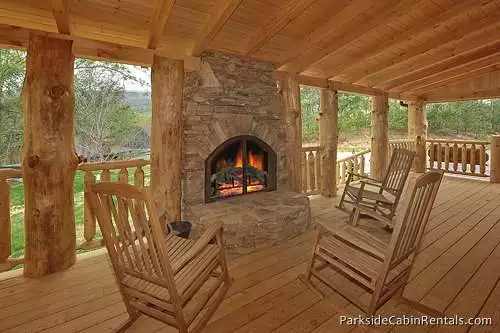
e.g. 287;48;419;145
182;51;311;251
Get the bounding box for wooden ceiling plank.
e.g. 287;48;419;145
325;0;479;79
347;6;500;85
245;0;316;56
280;0;415;73
412;63;500;94
378;40;500;91
275;0;368;71
49;0;70;34
190;0;243;56
147;0;176;50
392;52;500;92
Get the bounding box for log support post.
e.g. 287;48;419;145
22;34;78;277
371;93;389;181
491;135;500;183
408;99;427;173
319;87;339;197
278;73;302;192
151;55;184;223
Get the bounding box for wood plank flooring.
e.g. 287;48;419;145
0;176;499;333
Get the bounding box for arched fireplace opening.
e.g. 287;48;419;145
205;135;277;202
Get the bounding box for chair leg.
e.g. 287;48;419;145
350;207;361;226
113;314;139;333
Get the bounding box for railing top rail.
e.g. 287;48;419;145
337;149;371;163
388;139;413;144
0;168;22;180
78;158;150;171
301;146;323;152
426;139;490;145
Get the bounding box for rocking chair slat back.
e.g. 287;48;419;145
386;171;443;269
382;149;416;195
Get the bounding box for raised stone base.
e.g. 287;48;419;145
188;191;311;253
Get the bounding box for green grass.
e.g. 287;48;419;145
9;166;150;258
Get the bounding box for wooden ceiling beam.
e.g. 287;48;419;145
147;0;175;50
191;0;242;56
423;89;500;103
273;71;387;96
391;52;500;93
379;41;500;91
411;63;500;94
325;0;479;79
0;24;200;70
245;0;316;56
49;0;70;34
279;0;414;73
342;4;500;85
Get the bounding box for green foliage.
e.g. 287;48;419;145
427;100;500;138
0;50;25;164
338;92;370;134
300;87;320;143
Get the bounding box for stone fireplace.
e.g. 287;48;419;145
182;52;310;252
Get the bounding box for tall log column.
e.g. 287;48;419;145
491;135;500;183
151;55;184;223
22;34;78;277
278;74;302;192
319;87;339;197
370;93;389;181
408;98;427;173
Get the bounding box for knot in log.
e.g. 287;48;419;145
27;155;40;168
48;86;67;100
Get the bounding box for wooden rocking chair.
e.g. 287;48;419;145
302;171;443;315
88;182;231;333
338;148;415;227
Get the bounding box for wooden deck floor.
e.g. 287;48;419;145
0;176;499;333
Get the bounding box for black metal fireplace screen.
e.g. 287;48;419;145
205;135;277;202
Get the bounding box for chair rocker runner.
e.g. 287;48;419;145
338;148;415;228
302;171;443;315
88;182;231;333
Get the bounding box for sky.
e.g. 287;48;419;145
124;66;151;92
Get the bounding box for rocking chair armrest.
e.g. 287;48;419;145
347;172;380;184
359;179;384;188
172;224;222;273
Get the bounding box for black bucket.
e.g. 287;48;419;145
168;220;192;239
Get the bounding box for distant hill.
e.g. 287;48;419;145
123;90;151;113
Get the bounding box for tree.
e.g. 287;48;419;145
0;49;25;164
74;59;146;160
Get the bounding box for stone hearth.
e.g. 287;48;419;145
190;191;311;253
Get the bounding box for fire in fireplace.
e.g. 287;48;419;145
205;135;277;202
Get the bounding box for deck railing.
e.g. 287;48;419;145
336;149;371;187
0;169;24;271
426;139;490;177
78;158;150;249
301;146;323;195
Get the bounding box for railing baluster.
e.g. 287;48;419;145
0;177;11;269
83;170;96;244
480;144;486;176
134;166;145;188
444;143;450;171
308;151;315;192
336;162;340;190
119;167;129;184
301;151;307;193
437;142;443;170
429;142;435;170
462;143;468;174
470;143;476;175
315;150;321;192
453;143;459;172
360;155;365;176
